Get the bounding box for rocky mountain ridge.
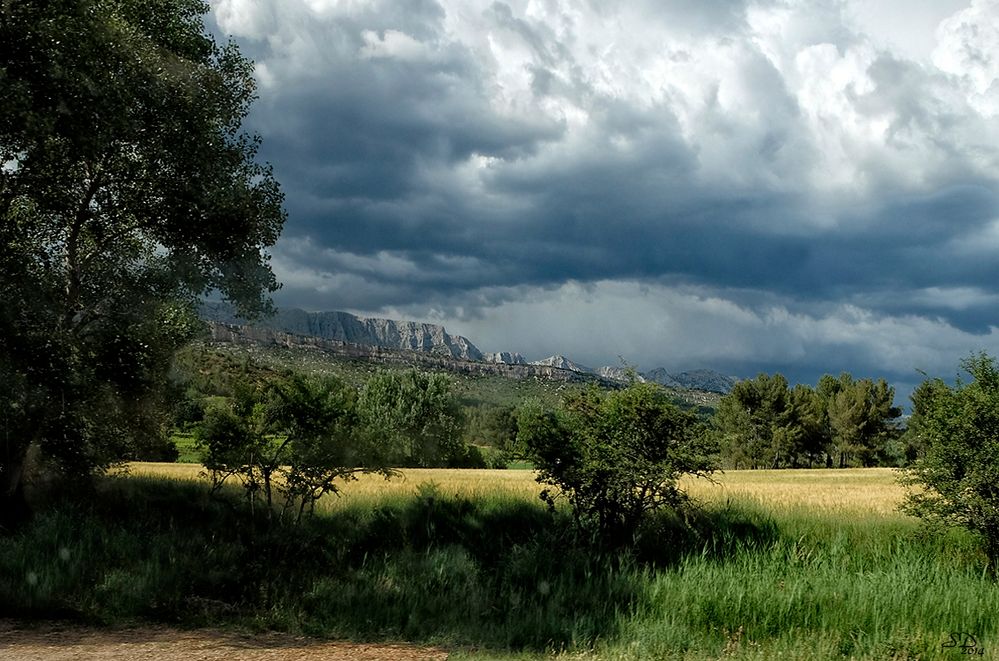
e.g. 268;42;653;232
532;357;737;393
529;354;593;373
204;321;617;386
483;351;527;365
200;302;483;361
199;303;738;393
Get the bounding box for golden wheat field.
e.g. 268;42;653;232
124;463;908;516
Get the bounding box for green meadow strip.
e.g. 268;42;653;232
0;474;996;659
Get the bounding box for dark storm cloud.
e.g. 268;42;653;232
249;52;562;207
210;0;999;389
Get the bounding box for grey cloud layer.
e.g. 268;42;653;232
211;0;999;386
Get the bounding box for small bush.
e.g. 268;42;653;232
900;353;999;570
516;382;716;543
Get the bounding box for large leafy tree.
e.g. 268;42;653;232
787;383;829;465
356;369;466;467
820;374;901;467
713;373;793;469
713;373;828;469
0;0;285;523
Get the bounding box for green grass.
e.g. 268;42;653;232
170;432;199;463
504;460;535;470
605;514;996;660
1;474;996;659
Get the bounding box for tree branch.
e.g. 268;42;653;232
63;163;104;328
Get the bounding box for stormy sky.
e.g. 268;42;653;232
208;0;999;400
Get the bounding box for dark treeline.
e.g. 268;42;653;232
712;372;905;469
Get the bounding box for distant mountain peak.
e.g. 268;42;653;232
529;354;593;374
483;351;527;365
595;366;646;383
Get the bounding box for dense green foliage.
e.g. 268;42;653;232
357;369;470;467
196;374;397;520
821;373;902;467
272;375;395;518
0;0;284;524
713;372;902;469
195;367;480;507
517;382;715;541
1;475;996;659
463;404;519;452
166;345;541;468
901;353;999;569
167;341;719;436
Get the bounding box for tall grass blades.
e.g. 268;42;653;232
1;469;997;659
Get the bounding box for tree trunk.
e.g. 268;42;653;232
0;445;31;533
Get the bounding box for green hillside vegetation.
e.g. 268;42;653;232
175;341;721;409
166;342;722;467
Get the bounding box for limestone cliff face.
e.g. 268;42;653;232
204;322;611;384
200;302;483;361
483;351;527;365
594;366;646;383
530;355;593;373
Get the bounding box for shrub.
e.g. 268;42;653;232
900;353;999;569
196;390;278;512
516;382;716;543
270;375;395;521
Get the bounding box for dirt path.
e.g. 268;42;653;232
0;620;450;660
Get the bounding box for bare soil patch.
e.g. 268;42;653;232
0;620;449;660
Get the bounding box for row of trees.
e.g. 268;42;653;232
712;373;903;469
173;359;932;485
